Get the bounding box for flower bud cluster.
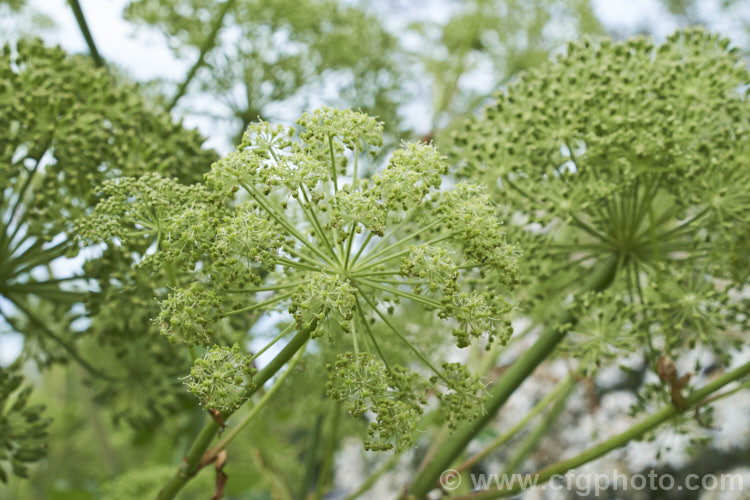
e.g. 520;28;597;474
184;344;256;413
326;353;427;453
88;105;519;451
158;283;223;346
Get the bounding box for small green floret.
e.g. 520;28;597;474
185;344;257;413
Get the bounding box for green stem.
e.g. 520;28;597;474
328;135;339;193
360;291;448;384
68;0;104;67
280;243;326;269
12;239;69;275
350;231;374;266
242;182;337;267
2;151;44;249
356;301;390;371
343;147;360;269
366;208;419;256
228;280;310;294
299;185;341;265
248;323;295;363
275;255;327;273
157;326;312;499
351;145;359;189
355;218;444;270
358;278;442;309
166;0;235;110
448;358;750;500
569;214;614;246
5;297;114;380
351;270;402;278
501;379;576;474
647;207;709;243
224;290;295;316
344;454;400;500
357;232;457;272
453;376;575;475
407;256;618;498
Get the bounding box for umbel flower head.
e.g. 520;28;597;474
454;28;750;372
184;344;256;413
106;106;518;451
1;39;214;431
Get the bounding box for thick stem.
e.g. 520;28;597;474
156;326;312;500
449;358;750;500
407;256;618;498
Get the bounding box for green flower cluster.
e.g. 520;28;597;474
290;273;358;339
77;173;216;260
455;28;750;374
432;363;486;429
326;353;427;452
158;283;224;346
184;344;257;413
1;39;212;237
197;108;518;352
87;106;518;449
1;39;215;430
0;366;50;482
559;292;636;376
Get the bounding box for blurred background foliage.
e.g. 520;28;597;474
1;1;749;499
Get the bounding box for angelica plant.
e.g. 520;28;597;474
0;364;50;483
0;39;201;360
85;106;519;497
0;38;214;468
406;29;750;497
456;28;749;367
